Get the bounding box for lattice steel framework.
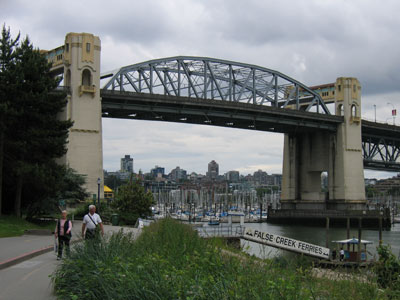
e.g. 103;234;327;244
361;121;400;171
102;56;330;114
362;138;400;171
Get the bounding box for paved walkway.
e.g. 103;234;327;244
0;221;139;269
0;221;140;300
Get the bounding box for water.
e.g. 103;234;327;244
241;222;400;260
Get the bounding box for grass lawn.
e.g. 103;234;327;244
0;215;56;238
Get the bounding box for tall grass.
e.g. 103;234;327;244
53;218;390;300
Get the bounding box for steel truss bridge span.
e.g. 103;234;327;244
101;56;330;114
362;120;400;171
100;56;400;171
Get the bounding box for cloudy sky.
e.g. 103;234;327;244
2;0;399;178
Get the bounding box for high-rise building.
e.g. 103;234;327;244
226;170;240;182
151;165;165;178
253;169;268;185
207;160;219;180
169;166;187;181
120;155;133;173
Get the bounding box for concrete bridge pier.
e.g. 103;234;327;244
281;77;366;215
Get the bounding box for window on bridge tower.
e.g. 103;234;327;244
337;104;344;116
82;69;91;86
321;172;328;194
351;104;357;118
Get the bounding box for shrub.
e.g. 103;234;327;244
53;219;389;300
111;179;153;225
375;245;400;294
72;201;114;223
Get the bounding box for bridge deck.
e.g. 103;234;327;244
100;90;342;133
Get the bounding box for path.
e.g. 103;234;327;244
0;221;139;300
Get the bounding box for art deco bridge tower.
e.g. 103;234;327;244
46;33;103;198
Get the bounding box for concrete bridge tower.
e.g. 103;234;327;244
329;77;366;209
57;33;104;198
281;77;366;212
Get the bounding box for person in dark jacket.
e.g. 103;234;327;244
55;210;72;260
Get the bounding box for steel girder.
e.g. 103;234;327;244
362;138;400;171
102;56;330;114
100;91;342;133
362;120;400;171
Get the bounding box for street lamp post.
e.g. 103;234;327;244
373;104;376;122
97;177;101;213
387;102;396;125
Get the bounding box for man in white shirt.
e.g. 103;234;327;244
82;205;104;239
339;248;345;261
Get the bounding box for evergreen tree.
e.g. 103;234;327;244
0;26;73;216
0;25;19;216
23;165;88;220
10;37;72;216
58;167;89;205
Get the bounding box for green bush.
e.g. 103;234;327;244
375;245;400;295
72;201;115;224
111;179;153;225
53;219;389;300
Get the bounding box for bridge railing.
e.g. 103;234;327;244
268;209;386;219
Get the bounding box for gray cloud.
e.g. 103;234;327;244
2;0;400;178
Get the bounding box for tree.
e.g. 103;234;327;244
22;161;65;219
375;245;400;291
58;167;89;205
0;26;72;216
365;185;377;198
104;174;125;191
0;25;19;215
23;165;88;220
112;178;154;224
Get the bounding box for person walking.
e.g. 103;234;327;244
82;205;104;240
339;248;345;261
55;210;72;260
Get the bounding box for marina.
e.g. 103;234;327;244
147;185;399;264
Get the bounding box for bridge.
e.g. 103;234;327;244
45;33;399;223
99;58;400;172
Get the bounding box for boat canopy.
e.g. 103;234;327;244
332;238;373;245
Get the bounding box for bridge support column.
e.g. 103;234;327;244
328;77;366;209
281;131;330;210
58;33;104;198
281;77;366;212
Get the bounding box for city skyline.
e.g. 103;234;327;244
106;155;282;177
2;1;400;180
